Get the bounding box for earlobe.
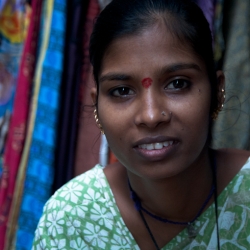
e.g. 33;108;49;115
216;70;225;90
90;87;97;106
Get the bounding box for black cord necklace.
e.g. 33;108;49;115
128;151;220;250
128;180;215;238
211;151;221;250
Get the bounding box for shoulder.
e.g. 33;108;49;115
216;148;250;170
46;164;107;211
216;148;250;194
32;165;116;248
212;151;250;249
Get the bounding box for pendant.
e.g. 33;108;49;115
187;222;197;238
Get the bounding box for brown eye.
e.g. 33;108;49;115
166;79;190;90
111;87;135;97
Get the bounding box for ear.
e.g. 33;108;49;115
216;70;225;107
90;87;97;106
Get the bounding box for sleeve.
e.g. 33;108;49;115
32;166;111;249
32;202;69;250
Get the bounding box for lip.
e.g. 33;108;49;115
133;136;179;161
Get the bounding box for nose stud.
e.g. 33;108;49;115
162;111;172;117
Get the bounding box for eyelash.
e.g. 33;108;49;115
165;79;191;90
109;87;135;98
109;79;190;98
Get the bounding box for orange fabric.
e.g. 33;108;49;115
109;151;118;164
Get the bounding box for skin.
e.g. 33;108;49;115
91;22;250;249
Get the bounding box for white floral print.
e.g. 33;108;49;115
32;161;250;250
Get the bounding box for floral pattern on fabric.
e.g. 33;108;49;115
32;158;250;249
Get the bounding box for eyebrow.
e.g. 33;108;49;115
99;63;202;83
160;63;202;74
99;74;131;83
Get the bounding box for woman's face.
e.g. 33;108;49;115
93;23;213;179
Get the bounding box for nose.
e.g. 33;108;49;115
134;91;171;128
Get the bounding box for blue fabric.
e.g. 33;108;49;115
15;0;67;249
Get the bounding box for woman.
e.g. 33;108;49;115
32;0;250;249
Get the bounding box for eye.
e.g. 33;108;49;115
110;87;135;97
166;79;190;90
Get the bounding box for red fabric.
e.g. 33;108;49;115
75;0;101;176
79;0;100;101
0;1;42;248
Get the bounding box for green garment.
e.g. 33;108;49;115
32;158;250;249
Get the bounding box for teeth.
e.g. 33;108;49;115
146;144;154;150
138;141;174;150
155;143;163;149
163;141;173;147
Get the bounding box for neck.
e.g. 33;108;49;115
127;148;214;222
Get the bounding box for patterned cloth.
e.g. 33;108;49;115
0;1;28;179
0;1;42;249
7;0;67;249
212;0;250;150
33;158;250;249
52;0;90;192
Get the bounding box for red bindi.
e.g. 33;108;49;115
141;77;153;89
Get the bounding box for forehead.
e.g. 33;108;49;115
100;22;206;77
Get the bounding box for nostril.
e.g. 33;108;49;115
134;108;172;128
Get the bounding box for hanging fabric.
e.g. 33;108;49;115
213;0;225;70
194;0;216;34
212;0;250;150
0;1;28;180
52;0;90;192
5;0;67;248
98;0;112;10
0;0;42;249
99;134;108;167
74;0;101;176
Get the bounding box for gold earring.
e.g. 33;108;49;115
222;88;226;102
212;104;224;120
212;89;225;120
94;108;104;134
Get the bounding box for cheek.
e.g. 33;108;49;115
98;101;131;139
98;101;136;165
185;96;211;139
100;112;133;166
171;90;211;133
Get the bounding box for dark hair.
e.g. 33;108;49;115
89;0;218;114
89;0;218;115
89;2;220;245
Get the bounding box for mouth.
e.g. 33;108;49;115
138;141;174;150
133;135;178;148
133;136;179;161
